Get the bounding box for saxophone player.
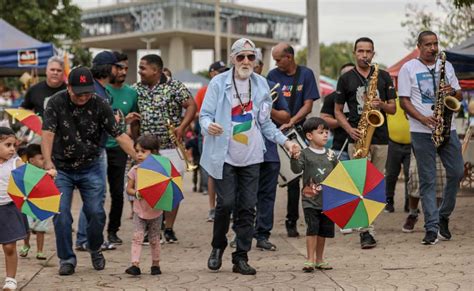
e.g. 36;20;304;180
334;37;396;249
399;31;463;245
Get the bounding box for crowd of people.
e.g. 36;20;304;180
0;30;465;289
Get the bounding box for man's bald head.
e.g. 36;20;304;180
272;42;295;73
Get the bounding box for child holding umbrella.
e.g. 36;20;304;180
291;118;337;272
125;134;163;276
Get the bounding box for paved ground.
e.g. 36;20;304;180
2;175;473;290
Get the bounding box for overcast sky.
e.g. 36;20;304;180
74;0;446;71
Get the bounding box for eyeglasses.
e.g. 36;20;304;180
236;54;256;62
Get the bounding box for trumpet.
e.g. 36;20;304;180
270;83;280;103
166;119;198;172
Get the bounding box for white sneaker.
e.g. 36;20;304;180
3;277;17;290
340;228;353;235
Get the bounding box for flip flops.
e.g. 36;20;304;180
302;261;315;273
315;262;333;270
19;245;30;257
36;252;47;260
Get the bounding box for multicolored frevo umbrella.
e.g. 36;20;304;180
5;109;42;135
137;154;184;211
7;164;60;221
321;158;386;229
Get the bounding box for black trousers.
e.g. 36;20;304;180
286;178;301;222
385;140;411;199
212;163;260;264
106;146;128;234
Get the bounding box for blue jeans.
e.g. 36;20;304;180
411;131;464;233
254;162;280;241
54;160;107;266
76;151;107;247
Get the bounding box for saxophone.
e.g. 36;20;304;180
431;51;461;148
353;63;385;159
166;119;198;171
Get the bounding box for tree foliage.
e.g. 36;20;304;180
401;0;473;49
295;42;354;79
0;0;91;66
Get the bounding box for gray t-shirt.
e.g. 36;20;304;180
291;147;337;209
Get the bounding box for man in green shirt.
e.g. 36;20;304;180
105;52;140;244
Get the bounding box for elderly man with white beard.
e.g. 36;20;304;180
200;38;301;275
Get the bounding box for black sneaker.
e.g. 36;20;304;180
232;260;257;275
402;215;418;233
58;263;75;276
125;265;141;276
90;250;106;270
422;231;439;245
438;217;451;240
384;198;394;213
285;220;299;237
151;266;162;275
360;232;377;249
256;239;277;251
142;234;150;246
164;228;178;243
107;232;123;245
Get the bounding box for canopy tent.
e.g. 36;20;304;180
0;19;55;76
173;70;210;96
446;35;474;82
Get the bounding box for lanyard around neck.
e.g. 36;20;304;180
417;58;438;95
232;68;252;112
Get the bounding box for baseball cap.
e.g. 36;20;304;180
68;66;94;95
231;38;256;55
209;61;229;73
255;48;263;63
92;51;122;66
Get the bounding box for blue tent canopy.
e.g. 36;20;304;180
446;35;474;79
0;19;55;72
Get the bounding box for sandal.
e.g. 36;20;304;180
315;262;333;270
302;261;314;273
36;252;47;260
19;245;30;257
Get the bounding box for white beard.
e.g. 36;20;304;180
236;66;253;79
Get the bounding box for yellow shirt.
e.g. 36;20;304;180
387;97;411;144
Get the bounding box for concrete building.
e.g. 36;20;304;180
80;0;304;82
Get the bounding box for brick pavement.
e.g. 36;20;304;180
2;176;473;290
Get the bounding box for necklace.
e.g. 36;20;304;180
232;68;251;113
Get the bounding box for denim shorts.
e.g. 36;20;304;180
303;208;335;238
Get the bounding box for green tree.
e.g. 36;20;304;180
401;0;473;49
296;42;354;79
0;0;91;66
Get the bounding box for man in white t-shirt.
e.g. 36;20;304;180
200;38;300;275
399;31;463;246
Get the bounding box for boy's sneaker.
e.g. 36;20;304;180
164;228;178;243
142;234;150;246
422;231;439;245
360;232;377;249
207;209;215;222
438;217;451;240
125;265;141;276
402;215;418;233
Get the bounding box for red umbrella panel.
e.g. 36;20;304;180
5;109;42;135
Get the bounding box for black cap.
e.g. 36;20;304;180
209;61;228;73
92;51;122;66
68;67;94;95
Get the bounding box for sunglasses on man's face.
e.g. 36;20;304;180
236;54;256;62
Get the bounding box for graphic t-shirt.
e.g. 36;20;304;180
225;77;264;166
335;68;396;144
267;66;319;123
397;59;461;133
21;81;67;117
